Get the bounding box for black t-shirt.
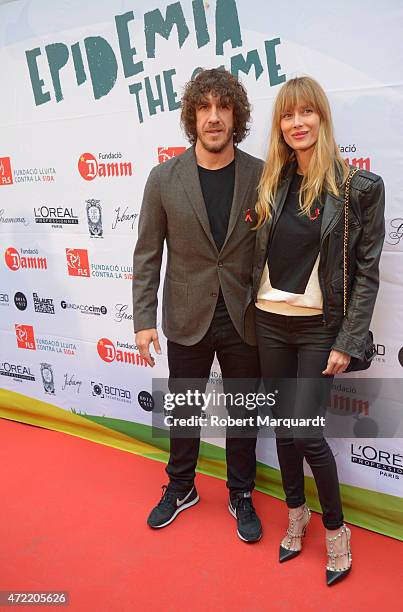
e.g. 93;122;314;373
198;160;235;311
267;173;322;294
198;160;235;252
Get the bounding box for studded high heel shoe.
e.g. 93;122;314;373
326;525;352;586
279;504;311;563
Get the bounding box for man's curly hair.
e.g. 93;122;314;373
180;68;251;145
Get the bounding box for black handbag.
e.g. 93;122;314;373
342;168;377;373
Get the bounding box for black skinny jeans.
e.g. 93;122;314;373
166;306;261;494
255;308;344;530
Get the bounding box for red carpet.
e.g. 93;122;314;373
0;418;401;611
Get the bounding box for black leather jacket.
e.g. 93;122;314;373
252;164;385;359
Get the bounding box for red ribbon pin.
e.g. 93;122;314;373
244;208;252;223
309;207;320;221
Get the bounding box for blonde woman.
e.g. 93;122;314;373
253;77;385;585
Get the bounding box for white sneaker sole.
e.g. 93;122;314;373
149;495;200;529
228;503;262;543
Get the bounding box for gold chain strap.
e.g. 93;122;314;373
343;168;360;316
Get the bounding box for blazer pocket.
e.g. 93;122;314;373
163;278;188;329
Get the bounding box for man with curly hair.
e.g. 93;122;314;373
133;68;263;542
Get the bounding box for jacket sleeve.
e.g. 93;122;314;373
332;176;385;358
132;165;167;332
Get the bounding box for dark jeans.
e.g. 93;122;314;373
255;308;344;530
166;306;261;494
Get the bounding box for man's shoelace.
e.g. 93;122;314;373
157;485;176;507
235;497;256;521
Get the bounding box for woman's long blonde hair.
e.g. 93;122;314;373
255;77;348;228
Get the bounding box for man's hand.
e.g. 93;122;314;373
136;328;161;367
322;349;351;376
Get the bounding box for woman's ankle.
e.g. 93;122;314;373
288;503;307;518
325;525;345;537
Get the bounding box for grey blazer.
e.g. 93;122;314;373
132;146;264;346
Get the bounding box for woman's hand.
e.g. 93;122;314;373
322;349;351;376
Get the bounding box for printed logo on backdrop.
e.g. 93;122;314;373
351;443;402;480
37;338;77;356
91;262;133;280
66;248;90;277
1;156;56;185
62;373;82;394
14;167;56;184
158;147;186;164
5;247;47;271
15;324;77;356
65;248;133;280
83;199;140;237
40;363;55;394
25;1;286;125
15;324;36;350
97;338;147;367
33;292;55;314
78;153;132;181
385;219;403;247
373;343;386;365
0;208;29;226
111;207;138;231
114;304;133;324
0;293;10;307
91;381;131;404
14;292;28;311
339;145;370;171
0;157;13;185
138;391;154;411
34;205;79;228
84;200;139;237
0;361;35;382
327;382;369;416
61;300;107;316
86;199;103;236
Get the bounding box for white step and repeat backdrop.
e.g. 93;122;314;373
1;0;402;535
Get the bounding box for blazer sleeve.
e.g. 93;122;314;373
132;165;167;332
332;176;385;358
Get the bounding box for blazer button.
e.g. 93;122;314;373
210;292;218;297
218;261;223;267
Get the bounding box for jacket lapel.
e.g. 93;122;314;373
175;146;218;252
221;148;252;251
320;191;344;242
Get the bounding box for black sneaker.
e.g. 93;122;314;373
147;484;199;528
228;491;262;542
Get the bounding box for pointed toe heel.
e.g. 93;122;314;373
279;505;311;564
279;545;301;563
326;565;352;586
326;525;352;586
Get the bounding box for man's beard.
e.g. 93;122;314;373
198;128;233;153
